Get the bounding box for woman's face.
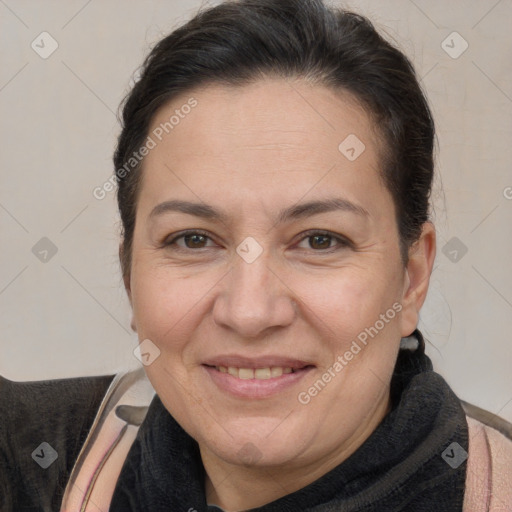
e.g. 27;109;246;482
126;78;430;479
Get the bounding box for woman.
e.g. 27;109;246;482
1;0;511;510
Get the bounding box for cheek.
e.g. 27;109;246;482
293;266;401;338
131;265;192;337
130;261;226;358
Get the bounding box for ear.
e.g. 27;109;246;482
400;222;436;337
119;243;137;332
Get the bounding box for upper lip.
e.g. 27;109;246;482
202;355;314;369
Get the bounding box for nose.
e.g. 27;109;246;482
212;255;297;339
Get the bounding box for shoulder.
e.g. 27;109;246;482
462;400;512;441
0;371;115;415
0;372;115;511
461;400;512;511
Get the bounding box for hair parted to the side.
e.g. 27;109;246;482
114;0;435;279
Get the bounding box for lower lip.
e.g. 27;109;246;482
203;365;314;399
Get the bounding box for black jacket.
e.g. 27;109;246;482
0;373;114;511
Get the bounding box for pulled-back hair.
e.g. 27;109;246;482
114;0;435;277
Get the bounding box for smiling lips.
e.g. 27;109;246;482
203;356;312;378
203;356;314;398
215;365;294;379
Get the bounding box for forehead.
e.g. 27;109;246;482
149;78;378;156
138;78;390;217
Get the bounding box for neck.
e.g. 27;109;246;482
203;390;391;511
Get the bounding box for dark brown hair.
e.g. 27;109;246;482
114;0;435;277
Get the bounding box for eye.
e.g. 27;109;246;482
162;229;351;253
296;230;351;251
164;230;216;250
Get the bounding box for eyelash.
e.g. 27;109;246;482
163;229;352;253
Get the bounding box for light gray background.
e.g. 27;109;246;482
1;0;511;422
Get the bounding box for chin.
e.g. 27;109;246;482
196;415;314;467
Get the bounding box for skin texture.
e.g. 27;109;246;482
122;78;436;511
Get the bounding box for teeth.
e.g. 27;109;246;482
255;368;271;380
270;367;283;377
217;366;295;379
238;368;254;380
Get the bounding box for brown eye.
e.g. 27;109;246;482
296;230;351;252
164;230;215;250
183;233;208;248
309;234;332;250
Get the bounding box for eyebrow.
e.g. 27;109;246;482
148;197;369;224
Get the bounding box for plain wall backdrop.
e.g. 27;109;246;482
1;0;511;422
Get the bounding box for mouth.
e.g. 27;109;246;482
207;365;307;379
202;357;315;398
